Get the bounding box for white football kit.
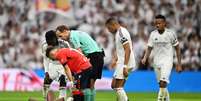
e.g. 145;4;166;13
113;27;136;79
148;28;179;83
41;39;70;81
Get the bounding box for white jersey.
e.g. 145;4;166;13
41;39;70;72
148;28;179;68
115;27;136;68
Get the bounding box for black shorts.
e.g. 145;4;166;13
74;68;92;89
87;51;104;79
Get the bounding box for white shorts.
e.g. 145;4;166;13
154;63;173;83
113;64;134;79
48;63;66;81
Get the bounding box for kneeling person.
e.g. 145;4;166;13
46;47;92;101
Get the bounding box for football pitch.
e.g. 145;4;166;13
0;91;201;101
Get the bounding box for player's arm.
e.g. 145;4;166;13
110;49;118;69
171;31;182;73
64;65;73;82
141;46;153;64
174;44;182;72
123;42;131;66
119;31;131;77
142;33;153;65
123;42;131;77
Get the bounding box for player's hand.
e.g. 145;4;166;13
69;81;74;88
109;59;117;69
176;64;182;73
123;67;129;77
141;57;146;65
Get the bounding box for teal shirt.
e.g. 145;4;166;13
70;30;102;56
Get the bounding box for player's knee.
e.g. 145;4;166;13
111;83;116;89
44;77;53;85
159;81;167;88
59;75;66;87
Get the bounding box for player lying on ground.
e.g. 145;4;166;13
141;15;182;101
41;30;72;99
46;46;93;101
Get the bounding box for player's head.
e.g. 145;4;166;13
45;30;59;46
55;25;70;41
105;17;120;34
46;46;59;60
154;14;166;31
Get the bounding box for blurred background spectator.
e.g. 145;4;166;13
0;0;200;71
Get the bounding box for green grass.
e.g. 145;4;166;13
0;91;201;101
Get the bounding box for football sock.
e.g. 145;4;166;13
158;88;166;101
59;87;66;99
165;88;170;101
43;84;50;98
83;89;91;101
115;88;128;101
91;88;96;101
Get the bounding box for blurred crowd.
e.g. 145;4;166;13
0;0;200;71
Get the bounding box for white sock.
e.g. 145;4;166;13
158;88;166;101
115;88;128;101
59;87;66;99
43;84;50;98
165;88;170;101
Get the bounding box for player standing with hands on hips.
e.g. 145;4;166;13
141;15;182;101
105;18;136;101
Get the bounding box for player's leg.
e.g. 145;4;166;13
112;64;128;101
154;67;164;101
48;63;67;99
156;65;172;101
155;67;167;101
58;75;67;99
80;68;93;101
160;65;172;101
88;52;104;101
112;79;128;101
43;72;53;98
56;64;68;99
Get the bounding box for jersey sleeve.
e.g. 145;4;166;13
147;33;153;47
170;31;179;46
71;34;81;49
119;29;129;45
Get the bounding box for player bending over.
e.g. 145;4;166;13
41;30;72;100
55;25;105;101
46;47;93;101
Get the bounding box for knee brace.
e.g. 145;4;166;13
59;75;66;87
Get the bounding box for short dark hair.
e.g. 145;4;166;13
56;25;69;33
105;17;118;25
155;14;166;21
45;46;56;58
45;30;58;46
